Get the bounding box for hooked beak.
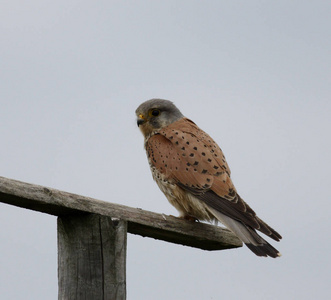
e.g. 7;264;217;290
137;114;146;127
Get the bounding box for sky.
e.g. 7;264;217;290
0;1;330;299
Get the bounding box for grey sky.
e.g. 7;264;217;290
1;1;330;299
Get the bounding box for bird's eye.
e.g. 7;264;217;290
151;109;160;117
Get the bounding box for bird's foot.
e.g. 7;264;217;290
181;215;199;222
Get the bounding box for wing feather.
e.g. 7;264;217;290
146;118;282;242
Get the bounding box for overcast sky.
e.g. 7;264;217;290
0;1;330;299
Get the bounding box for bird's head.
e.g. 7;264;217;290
136;99;184;138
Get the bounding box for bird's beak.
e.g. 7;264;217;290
137;114;146;127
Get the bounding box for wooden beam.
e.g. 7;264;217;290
58;215;127;300
0;176;242;251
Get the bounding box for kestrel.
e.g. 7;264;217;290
136;99;282;257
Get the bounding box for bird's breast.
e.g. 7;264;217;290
148;163;214;222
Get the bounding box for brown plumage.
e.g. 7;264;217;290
136;99;282;257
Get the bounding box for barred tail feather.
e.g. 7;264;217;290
209;208;281;258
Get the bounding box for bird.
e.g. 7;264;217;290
136;99;282;258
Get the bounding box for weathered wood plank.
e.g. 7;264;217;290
58;215;127;300
0;176;242;250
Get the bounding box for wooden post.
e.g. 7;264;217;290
0;176;242;298
57;214;127;300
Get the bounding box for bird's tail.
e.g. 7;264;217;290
209;208;281;258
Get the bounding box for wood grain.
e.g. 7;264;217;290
58;215;127;300
0;176;242;250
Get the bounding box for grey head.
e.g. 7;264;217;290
136;99;184;138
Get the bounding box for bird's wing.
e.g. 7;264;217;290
147;118;281;241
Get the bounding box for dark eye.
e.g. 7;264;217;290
151;109;160;117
